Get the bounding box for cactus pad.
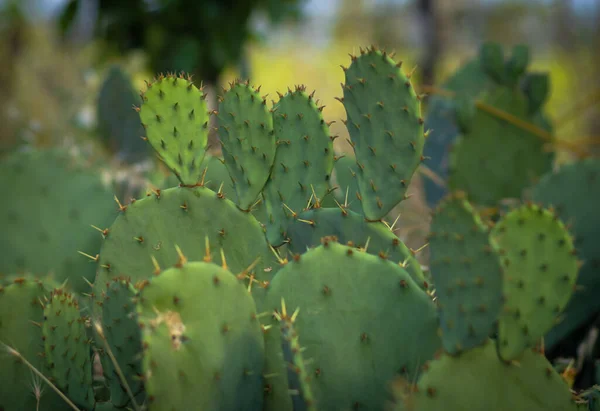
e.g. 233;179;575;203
394;340;579;411
136;261;264;411
0;148;117;294
331;154;364;214
95;186;277;311
263;86;334;245
217;80;276;210
428;193;503;354
531;159;600;348
491;204;579;361
139;73;209;185
41;288;94;409
264;240;440;410
341;46;425;220
285;207;428;291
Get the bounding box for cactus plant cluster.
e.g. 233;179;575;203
0;44;598;411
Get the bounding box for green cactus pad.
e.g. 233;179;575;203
101;278;145;407
264;240;440;411
285;207;428;291
97;65;150;162
263;86;334;246
531;159;600;348
448;88;553;206
480;42;505;84
491;204;579;361
428;192;503;354
505;44;530;87
0;148;117;294
0;279;64;411
522;73;550;115
394;340;579;411
217;80;276;210
94;186;277;312
341;46;425;221
275;300;317;411
331;154;363;214
41;288;94;409
136;261;264;411
139;73;209;185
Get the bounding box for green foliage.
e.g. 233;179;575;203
341;47;425;220
136;260;264;410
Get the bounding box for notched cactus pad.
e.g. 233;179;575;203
342;46;425;220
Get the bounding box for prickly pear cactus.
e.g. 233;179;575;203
428;192;503;354
41;288;95;409
341;46;425;220
217;79;276;210
0;148;117;294
136;260;265;411
138;73;209;185
263;239;441;411
330;154;363;214
0;278;65;411
263;86;334;246
531;158;600;348
491;204;579;360
392;340;580;411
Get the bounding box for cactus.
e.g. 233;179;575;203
136;257;265;410
0;148;117;294
491;204;579;361
41;288;95;409
341;46;425;220
138;73;209;185
263;239;441;411
263;86;334;246
427;192;503;354
531;158;600;348
330;154;363;214
217;79;276;210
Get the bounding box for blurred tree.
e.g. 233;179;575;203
416;0;443;86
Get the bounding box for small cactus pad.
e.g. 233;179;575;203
41;288;94;409
139;73;209;185
264;240;440;411
136;261;265;411
448;88;553;206
394;340;579;411
97;65;150;162
341;46;425;220
217;80;276;210
531;159;600;348
263;86;334;246
285;207;428;291
0;279;64;411
428;193;503;354
95;186;277;311
275;300;317;411
491;204;579;361
101;278;145;407
0;148;117;294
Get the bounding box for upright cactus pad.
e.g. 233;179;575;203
285;207;428;291
136;261;265;411
341;46;425;220
491;204;579;361
448;88;553;206
428;193;503;354
101;278;145;407
41;288;94;409
0;279;64;411
331;154;363;214
394;340;579;411
0;148;117;294
139;73;209;185
217;80;276;210
264;240;440;411
263;86;334;245
94;186;277;311
531;158;600;348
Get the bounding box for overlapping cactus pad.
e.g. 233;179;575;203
136;260;265;410
263;239;441;410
